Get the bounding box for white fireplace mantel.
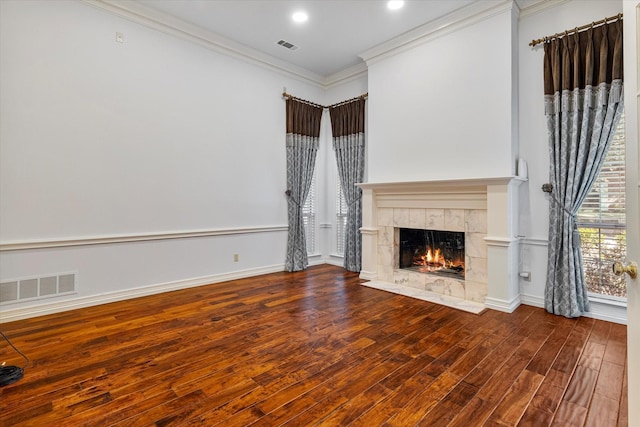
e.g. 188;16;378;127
357;176;526;313
358;176;523;192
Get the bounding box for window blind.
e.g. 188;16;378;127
335;179;347;255
302;171;316;254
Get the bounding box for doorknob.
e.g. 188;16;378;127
612;261;638;279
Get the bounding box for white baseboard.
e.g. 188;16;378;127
323;257;345;268
584;300;627;325
0;264;285;323
485;295;521;313
520;293;544;308
359;270;377;281
307;254;325;266
520;293;627;325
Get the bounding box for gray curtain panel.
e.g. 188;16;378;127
285;99;323;272
330;99;366;272
543;20;624;317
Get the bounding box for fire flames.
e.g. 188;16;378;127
414;247;464;274
423;248;445;266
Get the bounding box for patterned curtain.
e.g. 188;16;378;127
330;99;366;272
285;99;323;272
544;19;624;317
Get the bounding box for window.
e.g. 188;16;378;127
335;178;347;255
577;114;626;298
302;171;317;254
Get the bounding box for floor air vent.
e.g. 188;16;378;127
0;273;77;304
277;39;299;51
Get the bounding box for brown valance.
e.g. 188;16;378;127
286;99;323;137
543;19;623;95
329;98;365;137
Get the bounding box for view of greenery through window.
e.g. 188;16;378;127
577;114;626;298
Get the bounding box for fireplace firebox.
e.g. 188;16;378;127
399;228;465;278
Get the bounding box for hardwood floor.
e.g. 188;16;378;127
0;264;628;426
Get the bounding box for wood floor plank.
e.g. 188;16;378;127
584;393;620;427
594;361;625;401
525;318;575;376
562;365;598;408
447;396;493;427
551;400;588;427
517;406;554;427
385;371;461;426
416;380;479;427
315;383;390;426
350;369;437;426
0;265;627;427
484;369;544;426
520;372;565;418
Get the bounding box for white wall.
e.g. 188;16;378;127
517;0;623;316
366;6;516;183
0;0;325;239
0;0;330;320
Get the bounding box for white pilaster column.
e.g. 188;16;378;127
359;188;378;280
484;178;524;312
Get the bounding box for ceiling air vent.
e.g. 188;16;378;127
277;39;299;51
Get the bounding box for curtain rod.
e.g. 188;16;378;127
529;13;622;47
327;93;368;109
282;91;368;110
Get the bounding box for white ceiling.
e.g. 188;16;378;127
134;0;517;78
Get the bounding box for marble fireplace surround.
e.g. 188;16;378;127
384;208;487;303
357;177;525;313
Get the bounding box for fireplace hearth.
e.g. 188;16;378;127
399;228;465;278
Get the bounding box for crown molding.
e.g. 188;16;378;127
324;62;368;89
517;0;571;19
359;0;515;66
81;0;328;87
78;0;569;90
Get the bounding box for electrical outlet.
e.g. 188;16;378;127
233;254;239;262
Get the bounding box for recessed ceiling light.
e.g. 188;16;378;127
292;11;308;23
387;1;404;10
